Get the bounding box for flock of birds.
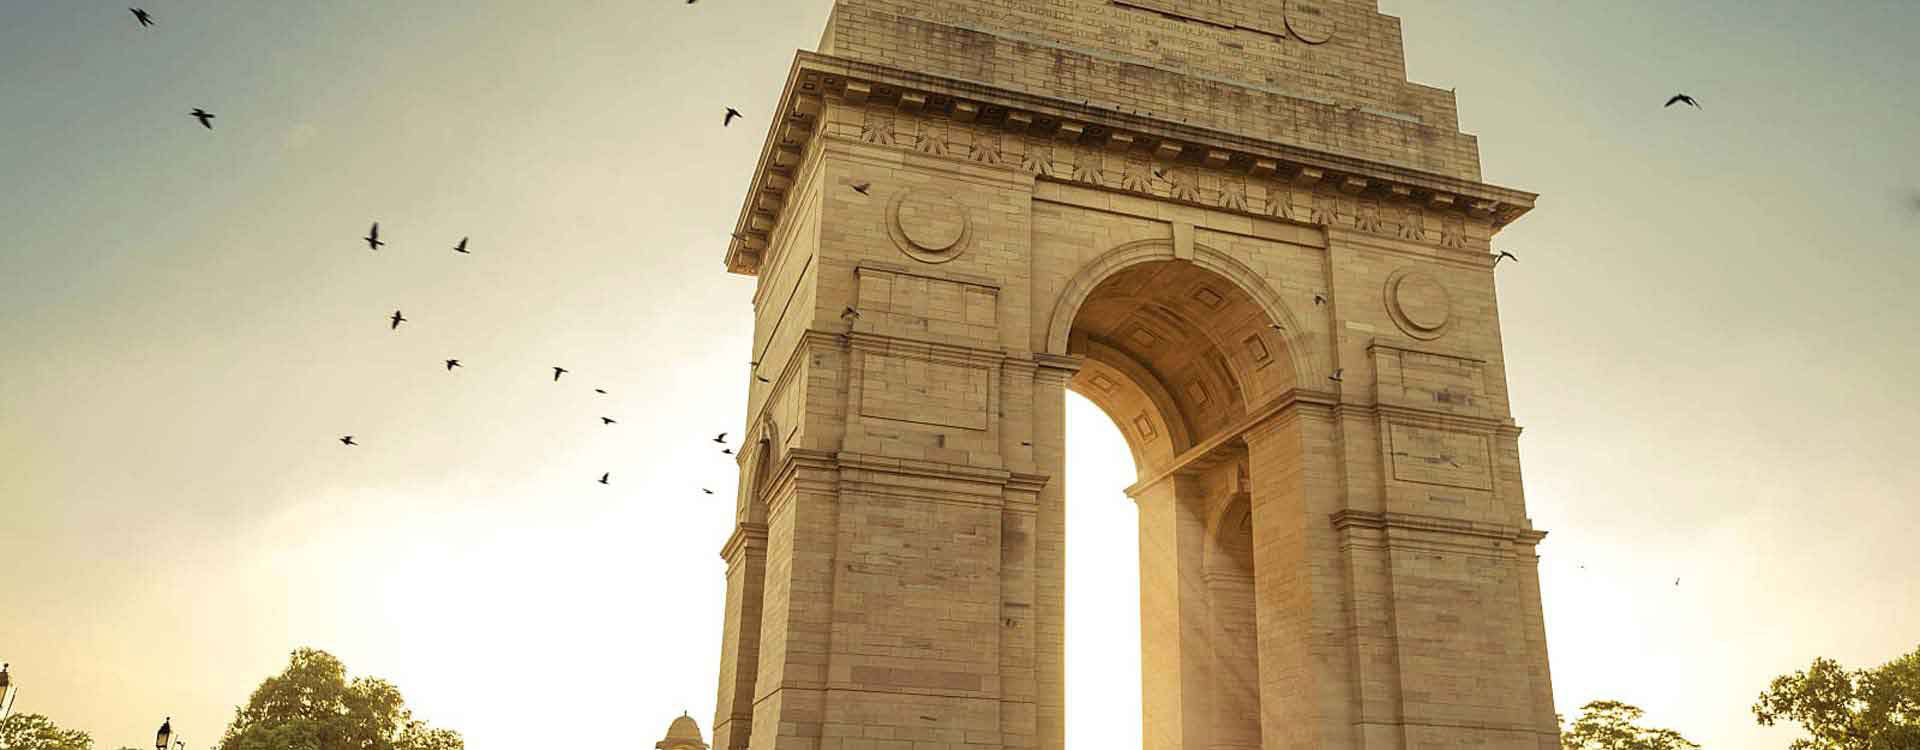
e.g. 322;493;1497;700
120;5;778;488
338;216;747;489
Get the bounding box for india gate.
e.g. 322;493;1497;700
711;1;1556;748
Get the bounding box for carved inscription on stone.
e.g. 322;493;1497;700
1387;423;1492;491
856;265;999;343
860;352;990;431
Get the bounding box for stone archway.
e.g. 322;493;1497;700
1060;255;1287;750
708;3;1561;749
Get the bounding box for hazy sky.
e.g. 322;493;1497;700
2;2;1916;749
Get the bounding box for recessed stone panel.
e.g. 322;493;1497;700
1387;423;1492;491
859;352;990;431
1244;334;1272;363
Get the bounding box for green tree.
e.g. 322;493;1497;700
0;713;94;750
1753;645;1920;750
216;648;462;750
1561;700;1700;750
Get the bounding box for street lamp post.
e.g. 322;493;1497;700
0;664;15;721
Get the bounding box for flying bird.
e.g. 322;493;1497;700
444;359;461;371
702;488;715;495
364;222;384;250
339;435;357;446
601;417;617;425
1664;93;1701;109
841;306;861;321
722;448;735;455
1329;368;1344;383
1493;250;1519;266
595;388;608;395
598;472;610;485
453;237;469;254
552;366;568;382
130;8;153;27
713;432;728;444
756;374;771;383
190;108;214;129
1674;577;1681;587
850;182;872;195
389;310;406;330
1313;294;1326;306
724;108;743;126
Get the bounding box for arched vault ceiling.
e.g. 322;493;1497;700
1067;261;1295;464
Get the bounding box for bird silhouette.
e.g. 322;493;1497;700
130;8;153;27
1493;250;1519;266
598;472;610;485
339;436;357;446
756;374;771;383
364;222;384;250
724;108;743;126
702;488;715;495
444;359;461;371
190;109;214;129
594;388;608;395
389;310;406;330
601;417;617;425
714;432;728;444
850;182;872;195
453;237;469;254
1329;368;1344;383
841;306;861;321
1674;577;1681;587
1665;94;1701;109
722;448;735;455
552;367;568;382
1313;294;1326;306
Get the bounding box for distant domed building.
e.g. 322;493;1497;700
655;712;708;750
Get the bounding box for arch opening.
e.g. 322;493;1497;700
1062;390;1143;750
1060;257;1274;750
1063;258;1297;479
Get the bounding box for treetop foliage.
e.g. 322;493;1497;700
216;648;462;750
1560;700;1700;750
1753;646;1920;750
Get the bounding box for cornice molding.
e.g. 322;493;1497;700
718;522;769;565
726;53;1538;275
1330;509;1548;547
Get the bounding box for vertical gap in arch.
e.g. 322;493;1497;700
1063;392;1143;750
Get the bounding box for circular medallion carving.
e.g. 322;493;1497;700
1386;270;1450;340
1284;0;1338;45
888;188;971;264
